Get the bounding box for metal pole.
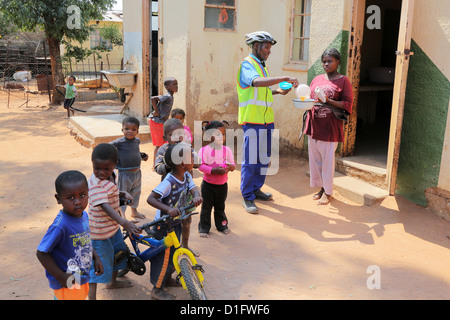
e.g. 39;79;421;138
3;41;10;89
93;54;97;87
42;40;51;102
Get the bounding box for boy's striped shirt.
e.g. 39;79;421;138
88;173;121;240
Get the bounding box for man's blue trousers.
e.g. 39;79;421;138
240;123;274;201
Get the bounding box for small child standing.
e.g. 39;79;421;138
110;116;148;220
147;142;202;300
198;121;235;237
36;170;103;300
154;118;199;257
87;143;142;300
57;75;77;118
171;108;193;143
149;77;178;164
154;118;188;178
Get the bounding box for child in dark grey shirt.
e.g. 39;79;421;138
110;117;148;219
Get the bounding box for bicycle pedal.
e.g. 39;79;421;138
113;250;127;265
193;264;205;273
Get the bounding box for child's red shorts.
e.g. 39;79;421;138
149;119;167;147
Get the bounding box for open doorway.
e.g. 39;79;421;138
353;0;402;167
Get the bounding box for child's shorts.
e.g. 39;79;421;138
89;228;127;283
54;283;89;300
149;118;166;147
117;169;142;209
63;97;75;109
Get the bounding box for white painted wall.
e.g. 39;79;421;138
158;0;352;151
122;0;144;118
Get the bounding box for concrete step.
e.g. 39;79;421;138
336;156;387;189
87;105;124;115
333;172;389;206
306;170;389;206
68;114;151;148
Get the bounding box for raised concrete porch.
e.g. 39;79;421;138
68;108;150;148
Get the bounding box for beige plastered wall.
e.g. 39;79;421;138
411;0;450;190
159;0;351;152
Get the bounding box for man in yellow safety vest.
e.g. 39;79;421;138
237;31;298;213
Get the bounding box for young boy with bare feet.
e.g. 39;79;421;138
87;143;142;300
149;77;178;165
56;75;77;118
110;116;148;220
147;142;202;300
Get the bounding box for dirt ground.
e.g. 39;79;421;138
0;89;449;301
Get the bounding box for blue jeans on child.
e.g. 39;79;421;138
89;228;127;283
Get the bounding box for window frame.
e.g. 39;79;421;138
288;0;311;64
204;0;237;32
90;28;113;51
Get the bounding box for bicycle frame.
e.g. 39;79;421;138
124;215;205;290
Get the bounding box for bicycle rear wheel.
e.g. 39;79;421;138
179;257;207;300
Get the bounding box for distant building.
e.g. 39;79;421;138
60;10;124;80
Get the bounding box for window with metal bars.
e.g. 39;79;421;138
204;0;236;31
90;28;112;50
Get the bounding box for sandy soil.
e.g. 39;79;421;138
0;89;449;301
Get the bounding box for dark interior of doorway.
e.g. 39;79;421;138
151;0;159;95
152;29;158;94
354;0;402;168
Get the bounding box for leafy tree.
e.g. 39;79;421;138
0;11;18;38
0;0;116;105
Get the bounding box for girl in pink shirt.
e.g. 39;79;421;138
198;120;235;237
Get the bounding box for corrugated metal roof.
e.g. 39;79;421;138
98;11;123;23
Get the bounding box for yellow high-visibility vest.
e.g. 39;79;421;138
237;56;274;125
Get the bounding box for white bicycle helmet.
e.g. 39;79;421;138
245;31;277;47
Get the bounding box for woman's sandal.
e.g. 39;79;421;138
313;188;325;200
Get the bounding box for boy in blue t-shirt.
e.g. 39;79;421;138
147;142;202;300
37;170;103;300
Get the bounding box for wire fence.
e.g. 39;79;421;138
1;38;122;108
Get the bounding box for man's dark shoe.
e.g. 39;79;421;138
254;190;273;201
242;199;258;214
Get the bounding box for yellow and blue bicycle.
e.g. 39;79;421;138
118;204;207;300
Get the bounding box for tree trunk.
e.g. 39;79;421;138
46;36;65;105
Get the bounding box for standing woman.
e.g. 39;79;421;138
303;48;354;205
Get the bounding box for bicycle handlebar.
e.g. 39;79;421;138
139;203;197;232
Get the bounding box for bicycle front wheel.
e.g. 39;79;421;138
179;257;207;300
